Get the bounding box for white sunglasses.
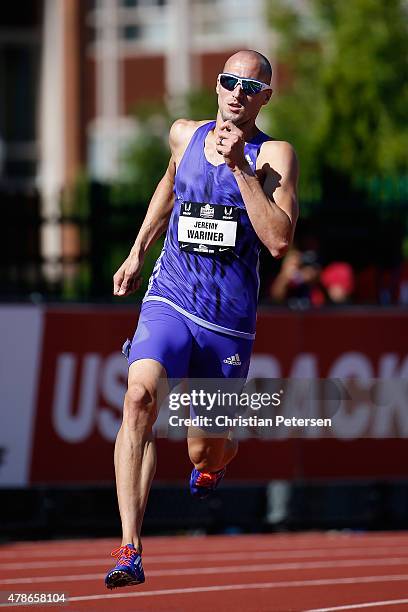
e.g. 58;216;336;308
218;73;272;95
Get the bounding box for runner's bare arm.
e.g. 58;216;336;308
132;118;206;254
236;140;298;258
113;119;211;296
256;140;299;252
170;118;212;168
113;154;176;296
217;120;298;258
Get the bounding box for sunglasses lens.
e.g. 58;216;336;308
220;75;238;91
242;81;263;95
220;74;264;95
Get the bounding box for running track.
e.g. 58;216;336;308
1;532;408;611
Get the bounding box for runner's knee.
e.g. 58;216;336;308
123;382;156;429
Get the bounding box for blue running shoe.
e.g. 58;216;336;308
105;544;145;589
190;467;226;499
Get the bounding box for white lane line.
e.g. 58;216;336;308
3;537;408;557
4;546;408;571
2;556;408;586
305;598;408;611
63;574;408;601
34;574;408;605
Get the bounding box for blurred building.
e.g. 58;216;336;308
86;0;271;181
0;0;272;282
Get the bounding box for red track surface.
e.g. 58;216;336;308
1;532;408;611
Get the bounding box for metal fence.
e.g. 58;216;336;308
1;183;407;304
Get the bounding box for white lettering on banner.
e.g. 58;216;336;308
97;354;127;441
328;352;373;440
247;354;281;378
374;356;408;436
290;353;318;378
330;398;371;440
248;352;408;381
247;352;408;439
379;353;399;377
379;353;408;378
52;353;100;443
247;354;319;379
329;352;374;379
272;381;322;440
372;379;408;437
52;352;127;443
49;351;408;445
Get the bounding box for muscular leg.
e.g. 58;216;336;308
186;325;252;476
114;358;167;553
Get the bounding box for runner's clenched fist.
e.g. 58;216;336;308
215;121;247;172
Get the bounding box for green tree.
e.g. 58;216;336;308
267;0;408;201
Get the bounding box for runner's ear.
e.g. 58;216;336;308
262;90;273;105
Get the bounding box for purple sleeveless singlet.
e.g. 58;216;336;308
144;120;272;339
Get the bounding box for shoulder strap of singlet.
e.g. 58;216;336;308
250;130;273;153
245;130;272;167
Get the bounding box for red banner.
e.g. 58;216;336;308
29;307;408;484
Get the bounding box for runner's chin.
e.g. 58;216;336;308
221;108;243;124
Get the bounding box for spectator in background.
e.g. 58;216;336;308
269;249;322;308
320;262;355;304
270;251;355;307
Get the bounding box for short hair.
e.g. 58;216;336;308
224;50;273;84
251;50;273;84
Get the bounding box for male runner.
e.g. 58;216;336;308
105;49;298;589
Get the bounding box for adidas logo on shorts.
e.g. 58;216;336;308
223;353;242;366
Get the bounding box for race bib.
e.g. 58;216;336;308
178;202;239;255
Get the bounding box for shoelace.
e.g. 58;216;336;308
110;545;138;568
